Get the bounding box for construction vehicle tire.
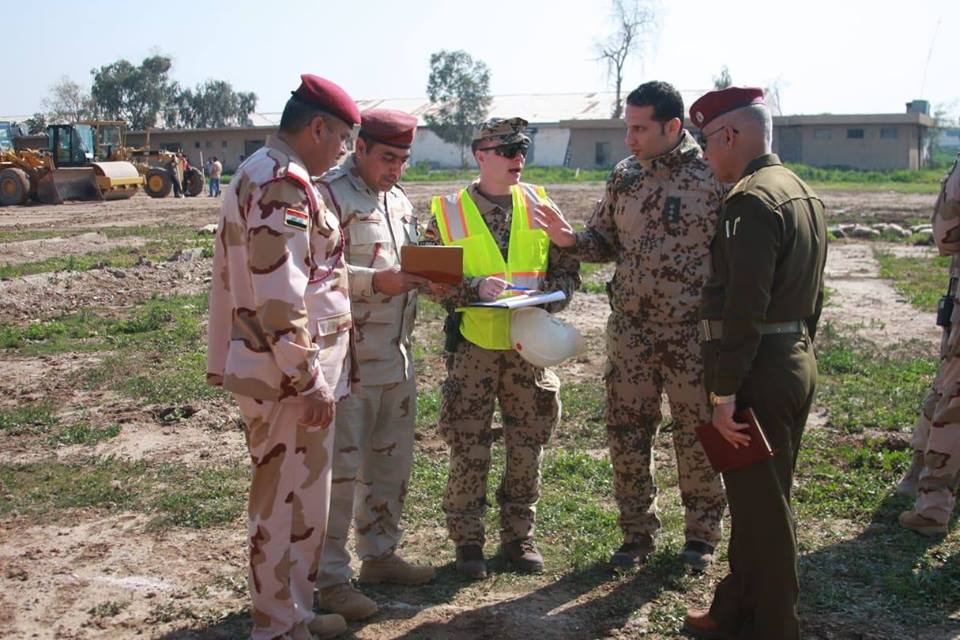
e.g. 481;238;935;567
144;168;172;198
184;167;204;197
0;167;30;206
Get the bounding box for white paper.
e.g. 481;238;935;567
463;290;567;309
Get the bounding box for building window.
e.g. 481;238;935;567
222;140;228;148
595;141;611;167
194;142;201;149
847;128;865;139
880;127;898;139
205;141;212;149
814;128;831;140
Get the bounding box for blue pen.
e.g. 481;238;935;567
505;285;535;292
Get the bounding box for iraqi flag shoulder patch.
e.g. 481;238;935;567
284;208;309;231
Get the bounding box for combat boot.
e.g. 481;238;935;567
610;534;654;568
358;552;435;585
455;544;487;579
306;614;348;639
316;582;378;621
899;509;948;536
679;541;715;572
895;450;924;497
501;537;544;573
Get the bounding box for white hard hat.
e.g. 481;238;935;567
510;307;587;368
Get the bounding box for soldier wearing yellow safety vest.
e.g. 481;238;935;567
422;117;580;579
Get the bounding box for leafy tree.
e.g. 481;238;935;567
90;55;177;130
425;50;492;167
24;113;48;135
713;66;732;90
168;80;258;128
596;0;658;118
42;76;94;123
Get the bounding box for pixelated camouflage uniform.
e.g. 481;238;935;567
206;136;354;640
909;156;960;525
314;153;420;588
566;130;726;547
423;181;581;546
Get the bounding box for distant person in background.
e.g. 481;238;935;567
210;156;223;197
897;155;960;537
167;153;184;198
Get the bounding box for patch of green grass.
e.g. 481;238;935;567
0;457;247;528
788;162;944;195
556;380;606;449
579;261;610;295
416;386;442;430
0;400;58;435
49;422;121;446
874;248;950;312
88;600;129;618
816;324;935;433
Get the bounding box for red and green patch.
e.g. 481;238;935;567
284;208;309;231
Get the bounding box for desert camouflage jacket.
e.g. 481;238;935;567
206;137;354;402
570;130;723;323
933;155;960;281
316;153;419;386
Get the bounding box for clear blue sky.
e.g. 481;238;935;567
3;0;958;120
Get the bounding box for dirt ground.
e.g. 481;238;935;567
0;185;949;639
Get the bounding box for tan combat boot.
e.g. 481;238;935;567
306;613;348;639
899;509;948;536
895;450;924;497
316;582;378;621
358;552;435;585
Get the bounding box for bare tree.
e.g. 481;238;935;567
596;0;658;118
713;66;733;90
43;76;94;123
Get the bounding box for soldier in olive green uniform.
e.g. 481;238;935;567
314;109;434;622
897;155;960;536
682;88;827;640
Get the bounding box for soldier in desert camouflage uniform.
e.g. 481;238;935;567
313;109;434;621
206;74;359;640
535;81;726;570
423;117;580;578
898;155;960;537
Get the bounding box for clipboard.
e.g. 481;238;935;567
400;245;463;285
465;290;567;309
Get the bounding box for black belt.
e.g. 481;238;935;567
699;319;805;342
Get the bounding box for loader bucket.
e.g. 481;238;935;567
91;161;142;201
37;167;102;204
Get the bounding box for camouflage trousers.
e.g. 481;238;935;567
234;394;334;640
316;377;417;588
439;341;561;546
604;314;725;546
909;352;960;525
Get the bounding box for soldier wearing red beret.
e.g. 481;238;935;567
207;73;360;640
682;87;827;640
312;109;435;621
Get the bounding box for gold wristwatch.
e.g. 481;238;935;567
709;392;736;406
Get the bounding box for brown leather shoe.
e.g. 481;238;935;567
682;609;734;640
455;544;487;579
501;537;544;573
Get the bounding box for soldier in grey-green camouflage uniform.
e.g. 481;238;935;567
535;81;726;570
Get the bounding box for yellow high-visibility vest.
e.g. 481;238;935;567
432;183;551;350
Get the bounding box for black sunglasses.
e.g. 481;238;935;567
478;142;529;159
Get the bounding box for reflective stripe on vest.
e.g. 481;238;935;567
430;184;551;350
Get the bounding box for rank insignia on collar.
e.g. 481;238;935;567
284;208;309;230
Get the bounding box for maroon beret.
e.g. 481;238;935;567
689;87;765;129
291;74;360;126
360;108;418;149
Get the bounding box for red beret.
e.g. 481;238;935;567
360;108;418;149
689;87;765;129
291;74;360;126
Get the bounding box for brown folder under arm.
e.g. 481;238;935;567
400;245;463;285
695;408;775;474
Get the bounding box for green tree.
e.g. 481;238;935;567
425;50;492;167
713;66;732;90
596;0;658;118
90;55;177;130
42;76;94;123
24;113;48;135
168;80;258;128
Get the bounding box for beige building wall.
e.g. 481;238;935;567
773;123;926;170
563;120;628;169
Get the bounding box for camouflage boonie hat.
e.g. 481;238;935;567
472;117;531;145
